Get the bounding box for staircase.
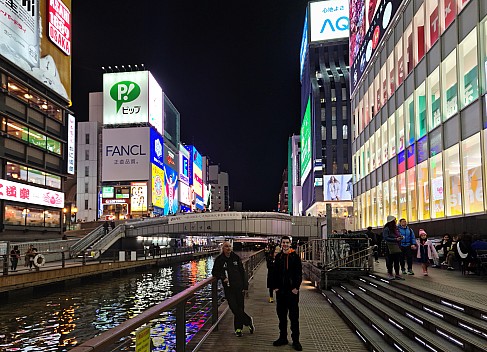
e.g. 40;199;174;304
324;273;487;351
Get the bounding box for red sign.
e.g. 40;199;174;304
0;178;64;208
444;0;455;29
429;7;439;47
48;0;71;55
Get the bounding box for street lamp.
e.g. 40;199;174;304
72;206;78;223
22;208;30;226
63;207;70;230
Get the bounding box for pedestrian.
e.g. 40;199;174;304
416;229;438;276
26;245;37;271
365;226;380;263
110;220;116;230
211;241;254;337
398;218;416;275
62;234;68;240
10;245;20;271
103;221;109;234
383;215;404;280
267;245;281;303
273;236;303;351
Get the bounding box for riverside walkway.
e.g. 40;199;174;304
198;262;367;352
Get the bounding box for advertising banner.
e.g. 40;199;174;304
148;72;164;136
195;195;204;210
0;0;71;100
299;8;308;82
193;164;203;198
102;127;150;182
150;128;164;169
164;144;177;172
0;178;64;208
102;186;114;198
350;0;403;94
163;165;178;215
309;0;349;43
179;181;192;206
168;212;243;224
130;182;147;212
323;174;353;201
67;114;75;174
179;145;190;184
300;98;312;184
151;164;164;210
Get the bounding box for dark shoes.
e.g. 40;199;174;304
273;337;289;346
248;317;255;334
293;341;303;351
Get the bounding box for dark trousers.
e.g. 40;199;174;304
276;290;300;342
400;246;413;271
386;252;401;275
10;258;18;271
269;288;273;298
225;288;251;330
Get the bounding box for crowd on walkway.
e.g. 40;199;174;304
368;216;487;280
212;237;303;351
9;244;42;272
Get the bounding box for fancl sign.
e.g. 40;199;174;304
309;0;349;43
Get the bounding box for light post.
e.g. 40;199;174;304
63;207;70;230
22;208;29;226
72;206;78;224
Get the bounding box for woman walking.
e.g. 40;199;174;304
266;245;280;303
383;215;404;280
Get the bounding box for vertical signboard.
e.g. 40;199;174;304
151;164;164;213
299;8;309;82
300;98;312;184
150;128;164;169
192;148;203;199
0;0;71;100
179;145;190;185
130;182;147;213
163;165;178;215
148;72;164;136
67;114;75;174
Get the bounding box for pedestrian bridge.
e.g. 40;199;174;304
125;212;322;239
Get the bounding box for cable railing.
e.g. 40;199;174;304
70;249;265;352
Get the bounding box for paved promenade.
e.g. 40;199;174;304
199;262;367;352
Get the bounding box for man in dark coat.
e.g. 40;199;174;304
273;236;303;351
212;241;255;337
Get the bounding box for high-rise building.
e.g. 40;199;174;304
288;135;302;215
0;0;73;240
350;0;485;234
296;1;353;219
208;164;230;212
278;168;289;213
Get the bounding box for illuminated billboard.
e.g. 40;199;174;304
309;0;349;43
299;8;308;82
300;98;312;184
102;127;150;182
102;187;114;198
150;128;164;169
350;0;403;93
323;174;353;201
179;145;190;185
103;71;164;135
191;148;203;199
151;164;164;210
0;178;64;208
0;0;71;100
130;182;147;212
67;114;75;174
179;181;192;206
164;144;177;171
164;165;178;215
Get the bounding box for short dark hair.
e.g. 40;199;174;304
281;235;291;242
399;218;406;222
367;226;372;231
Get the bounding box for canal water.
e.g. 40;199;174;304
0;255;217;351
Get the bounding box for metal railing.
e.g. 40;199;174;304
69;225;105;258
70;249;265;352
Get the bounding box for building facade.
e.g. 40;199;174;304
351;0;487;234
208;164;230;212
0;0;73;240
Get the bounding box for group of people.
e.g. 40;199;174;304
212;236;303;351
379;215;487;279
9;244;38;271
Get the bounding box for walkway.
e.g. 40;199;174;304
199;263;367;352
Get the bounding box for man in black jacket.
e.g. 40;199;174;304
212;241;254;337
273;236;303;351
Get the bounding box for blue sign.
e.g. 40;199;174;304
299;9;308;82
153;205;164;216
195;195;205;210
180;154;190;184
150;128;164;169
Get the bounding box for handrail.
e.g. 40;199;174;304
70;249;265;352
89;224;125;258
324;246;373;271
70;225;105;258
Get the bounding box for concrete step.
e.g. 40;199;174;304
355;276;487;343
344;281;487;352
323;290;399;352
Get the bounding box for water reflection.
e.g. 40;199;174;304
0;256;215;351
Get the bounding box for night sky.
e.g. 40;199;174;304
72;1;307;211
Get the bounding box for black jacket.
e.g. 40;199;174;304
273;249;302;291
212;252;248;290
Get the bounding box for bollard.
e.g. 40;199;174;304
61;251;65;268
82;252;86;265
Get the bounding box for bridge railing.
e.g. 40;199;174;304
70;249;265;352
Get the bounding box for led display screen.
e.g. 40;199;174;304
0;0;71;100
323;174;353;201
102;186;114;198
310;0;349;43
299;9;308;82
0;178;64;208
130;182;147;212
67;114;75;174
151;164;164;210
350;0;403;93
163;165;178;215
179;144;190;184
300;98;312;184
179;181;192;206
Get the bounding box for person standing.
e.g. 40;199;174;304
10;245;20;271
212;241;254;337
398;218;416;275
103;221;109;234
26;245;37;271
365;226;380;263
267;245;281;303
273;236;303;351
416;229;439;276
383;216;404;280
